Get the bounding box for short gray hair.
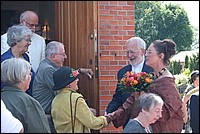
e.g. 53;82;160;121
45;41;64;58
1;58;31;87
137;93;164;112
20;10;38;22
7;24;32;47
126;37;146;49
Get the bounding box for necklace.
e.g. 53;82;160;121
156;68;166;78
135;118;151;133
144;127;151;133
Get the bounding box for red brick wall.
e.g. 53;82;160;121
98;1;135;133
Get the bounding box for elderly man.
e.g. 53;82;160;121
1;10;46;73
105;37;153;128
32;41;93;133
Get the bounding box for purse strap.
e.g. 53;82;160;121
70;91;85;133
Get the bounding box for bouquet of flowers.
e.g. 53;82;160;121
119;71;154;93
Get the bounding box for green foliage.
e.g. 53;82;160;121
182;68;191;77
169;60;182;75
191;27;199;49
135;1;162;46
135;1;194;52
184;55;189;68
174;74;189;86
189;52;199;72
169;52;199;75
174;73;189;97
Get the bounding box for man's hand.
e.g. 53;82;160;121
104;114;112;124
79;68;94;79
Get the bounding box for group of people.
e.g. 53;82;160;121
1;10;93;133
105;37;184;133
1;10;199;133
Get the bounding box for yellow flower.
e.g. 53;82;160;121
145;77;152;83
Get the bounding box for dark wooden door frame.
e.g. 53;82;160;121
55;3;99;133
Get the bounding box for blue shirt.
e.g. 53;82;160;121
1;48;35;96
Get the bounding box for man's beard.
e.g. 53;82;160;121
130;55;143;66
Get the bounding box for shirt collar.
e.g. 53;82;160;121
131;58;145;74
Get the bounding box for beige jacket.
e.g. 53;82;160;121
51;88;107;133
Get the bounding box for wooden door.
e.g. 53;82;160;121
55;2;99;132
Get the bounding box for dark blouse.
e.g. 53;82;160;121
123;119;153;133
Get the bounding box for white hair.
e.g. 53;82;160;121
1;58;31;86
126;37;146;49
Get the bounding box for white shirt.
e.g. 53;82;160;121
131;58;145;74
1;100;23;133
1;32;46;72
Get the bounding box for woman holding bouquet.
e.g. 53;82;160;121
106;39;184;133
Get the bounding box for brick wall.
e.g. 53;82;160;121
98;1;135;133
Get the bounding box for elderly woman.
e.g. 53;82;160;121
1;24;35;96
51;66;107;133
106;39;184;133
123;93;164;133
1;58;50;133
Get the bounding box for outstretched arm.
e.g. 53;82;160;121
78;68;94;79
106;92;138;128
106;83;124;114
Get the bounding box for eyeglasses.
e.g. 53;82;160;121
154;109;163;114
54;53;67;58
24;20;39;27
145;51;159;56
23;38;32;43
126;49;141;54
27;72;32;76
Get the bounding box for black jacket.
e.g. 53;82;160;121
106;62;153;128
189;92;199;133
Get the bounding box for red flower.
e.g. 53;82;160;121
119;71;154;93
72;70;79;77
70;68;80;78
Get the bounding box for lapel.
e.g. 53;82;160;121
141;60;154;73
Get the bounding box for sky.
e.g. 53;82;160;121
163;1;199;28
